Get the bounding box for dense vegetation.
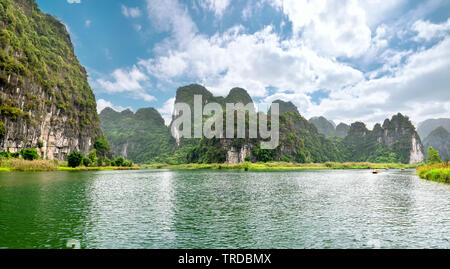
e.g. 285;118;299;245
417;147;449;183
99;107;176;164
0;0;99;129
100;85;424;165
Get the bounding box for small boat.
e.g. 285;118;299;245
401;168;406;171
372;169;379;174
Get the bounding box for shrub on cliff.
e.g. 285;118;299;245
0;121;6;139
67;151;83;168
21;148;39;160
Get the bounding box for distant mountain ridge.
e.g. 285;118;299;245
423;126;449;160
100;84;424;164
417;118;450;139
309;116;349;138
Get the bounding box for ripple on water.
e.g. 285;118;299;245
0;169;449;249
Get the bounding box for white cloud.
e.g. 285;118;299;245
198;0;231;17
121;5;142;18
303;36;450;127
359;0;407;27
85;20;91;28
158;98;175;125
96;66;156;102
145;0;198;46
95;0;449;128
96;99;131;113
139;25;364;98
270;0;372;58
67;0;81;3
412;18;450;41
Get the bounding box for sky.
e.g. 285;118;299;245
35;0;450;127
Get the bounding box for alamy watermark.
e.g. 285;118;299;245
170;95;280;149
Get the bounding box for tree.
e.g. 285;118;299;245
93;138;110;160
67;151;83;168
88;149;98;165
21;148;39;160
426;146;442;165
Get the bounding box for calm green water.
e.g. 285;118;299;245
0;169;449;249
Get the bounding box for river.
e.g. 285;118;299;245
0;169;448;249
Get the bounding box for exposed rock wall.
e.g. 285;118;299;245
226;144;250;164
0;0;102;160
409;135;424;164
0;74;100;160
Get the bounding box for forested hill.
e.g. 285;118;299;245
100;84;425;164
0;0;102;160
99;107;176;164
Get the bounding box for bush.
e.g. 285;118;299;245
94;138;110;159
82;157;92;167
21;148;39;160
67;151;83;168
112;156;125;167
37;141;43;148
0;121;6;139
0;151;11;158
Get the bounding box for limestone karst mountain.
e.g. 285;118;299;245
0;0;102;159
100;84;425;164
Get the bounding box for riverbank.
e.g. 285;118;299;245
146;161;419;171
0;159;140;172
417;163;450;183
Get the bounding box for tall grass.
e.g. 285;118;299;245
417;163;450;183
1;159;58;172
146;161;418;171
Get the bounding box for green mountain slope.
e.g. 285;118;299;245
309;116;336;137
0;0;102;159
335;123;350;138
417;118;450;140
343;113;424;163
423;126;449;160
100;84;425;165
99;107;176;164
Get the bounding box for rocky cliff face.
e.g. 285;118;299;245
0;0;102;160
343;113;424;163
173;85;345;164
